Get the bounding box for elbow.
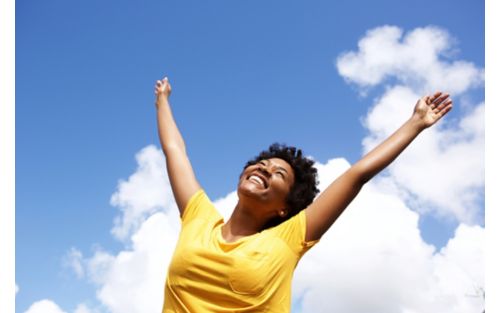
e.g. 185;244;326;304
162;143;187;156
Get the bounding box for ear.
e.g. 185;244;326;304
278;209;288;218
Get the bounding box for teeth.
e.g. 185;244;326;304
249;175;265;187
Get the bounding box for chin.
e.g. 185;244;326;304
237;181;266;202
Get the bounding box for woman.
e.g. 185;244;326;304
154;76;452;312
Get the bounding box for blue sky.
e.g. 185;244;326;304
15;1;485;312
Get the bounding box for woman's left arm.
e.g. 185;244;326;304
304;92;453;241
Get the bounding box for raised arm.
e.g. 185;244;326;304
155;77;201;215
305;92;453;241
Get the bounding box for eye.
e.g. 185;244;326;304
276;171;285;178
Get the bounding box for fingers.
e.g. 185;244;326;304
429;96;453;123
154;77;167;89
154;80;162;94
429;91;442;104
435;98;453;115
429;92;449;110
154;76;171;96
433;102;453;122
421;91;453;123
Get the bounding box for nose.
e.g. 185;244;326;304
258;164;271;177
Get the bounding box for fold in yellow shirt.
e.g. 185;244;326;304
163;190;319;313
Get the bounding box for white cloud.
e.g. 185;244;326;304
336;25;484;95
92;211;179;313
213;191;238;221
24;301;97;313
16;283;19;295
338;25;485;224
293;178;484;313
24;300;67;313
431;224;484;312
109;145;175;241
362;87;484;223
63;247;85;279
85;249;115;286
73;304;94;313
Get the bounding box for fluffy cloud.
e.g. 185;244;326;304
23;300;95;313
109;145;175;241
294;178;484;313
24;300;67;313
92;211;179;313
336;25;484;95
73;304;94;313
337;26;484;224
362;86;484;223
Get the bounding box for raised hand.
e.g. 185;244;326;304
412;91;453;129
155;77;172;99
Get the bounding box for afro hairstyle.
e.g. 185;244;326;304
243;143;319;228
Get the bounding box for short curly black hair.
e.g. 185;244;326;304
244;143;319;228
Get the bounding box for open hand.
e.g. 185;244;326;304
155;77;172;99
412;91;453;129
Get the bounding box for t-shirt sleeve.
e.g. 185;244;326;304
180;189;221;225
272;210;320;258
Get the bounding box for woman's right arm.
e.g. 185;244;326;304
155;77;201;215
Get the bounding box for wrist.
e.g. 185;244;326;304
406;115;427;133
155;94;169;108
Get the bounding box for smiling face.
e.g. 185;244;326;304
237;158;295;219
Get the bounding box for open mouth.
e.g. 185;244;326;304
247;174;268;188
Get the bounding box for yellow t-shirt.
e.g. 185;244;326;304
163;190;319;313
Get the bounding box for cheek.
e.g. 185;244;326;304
236;176;246;189
238;170;249;184
270;182;291;201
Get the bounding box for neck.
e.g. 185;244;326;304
221;201;268;243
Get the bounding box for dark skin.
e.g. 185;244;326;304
154;77;453;243
222;158;295;242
